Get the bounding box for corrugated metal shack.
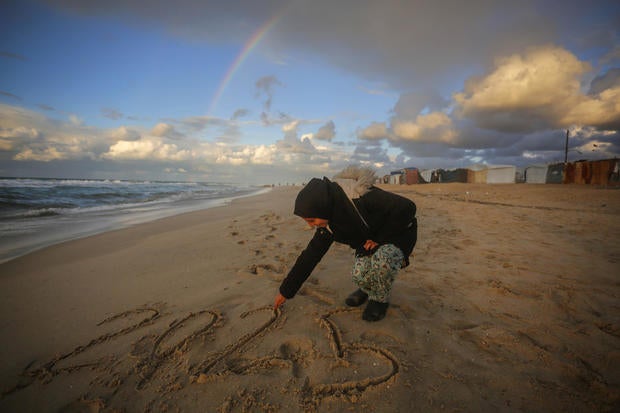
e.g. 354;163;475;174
380;158;618;186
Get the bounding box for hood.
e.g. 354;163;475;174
293;177;332;219
332;166;376;199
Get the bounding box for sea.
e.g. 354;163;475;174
0;177;269;263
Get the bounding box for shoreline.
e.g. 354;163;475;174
1;184;618;412
0;186;272;264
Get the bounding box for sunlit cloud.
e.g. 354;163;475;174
391;112;457;144
357;122;388;141
453;45;590;133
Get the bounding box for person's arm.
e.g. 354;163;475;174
277;227;333;302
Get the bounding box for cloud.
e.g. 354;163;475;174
110;126;140;141
314;120;335;141
0;126;39;151
563;85;620;130
0;51;27;61
255;75;283;114
600;46;620;66
178;115;224;131
392;91;448;119
350;141;390;167
1;91;22;100
0;126;39;140
589;68;620;95
357;83;391;96
101;107;124;120
231;108;249;120
0;104;108;161
391;112;457;144
40;0;619;95
453;45;591;133
275;120;316;154
103;138;191;161
151;122;184;140
13;147;67;162
357;122;389;141
69;114;83;126
36;104;55;111
0;104;355;181
351;45;620;166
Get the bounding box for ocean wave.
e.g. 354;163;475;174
0;178;258;224
0;208;63;220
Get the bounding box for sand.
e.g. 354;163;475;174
0;183;618;412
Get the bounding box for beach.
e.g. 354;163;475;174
0;183;618;412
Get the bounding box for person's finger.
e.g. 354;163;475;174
274;294;286;309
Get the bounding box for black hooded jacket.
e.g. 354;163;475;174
279;177;417;298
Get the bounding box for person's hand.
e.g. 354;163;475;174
274;293;286;310
363;239;379;251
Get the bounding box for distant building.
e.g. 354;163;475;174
524;164;547;184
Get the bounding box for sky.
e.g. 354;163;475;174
1;0;619;184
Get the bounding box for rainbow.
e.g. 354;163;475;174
207;13;283;116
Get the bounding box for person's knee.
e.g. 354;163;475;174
372;244;404;270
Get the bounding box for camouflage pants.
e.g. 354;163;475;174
351;244;404;303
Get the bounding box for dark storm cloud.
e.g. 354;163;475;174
42;0;617;90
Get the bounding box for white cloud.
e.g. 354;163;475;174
103;138;191;161
252;144;276;164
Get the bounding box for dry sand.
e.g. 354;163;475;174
0;183;618;412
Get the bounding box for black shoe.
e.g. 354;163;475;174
345;289;369;307
362;300;389;322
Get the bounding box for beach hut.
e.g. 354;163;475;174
524;164;548;184
573;161;592;184
515;167;526;183
610;159;620;186
588;159;618;185
485;165;516;184
438;168;468;183
547;163;564;183
420;169;434;183
466;164;488;183
403;167;423;184
419;169;437;183
388;171;403;185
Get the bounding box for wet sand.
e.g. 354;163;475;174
0;183;618;412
